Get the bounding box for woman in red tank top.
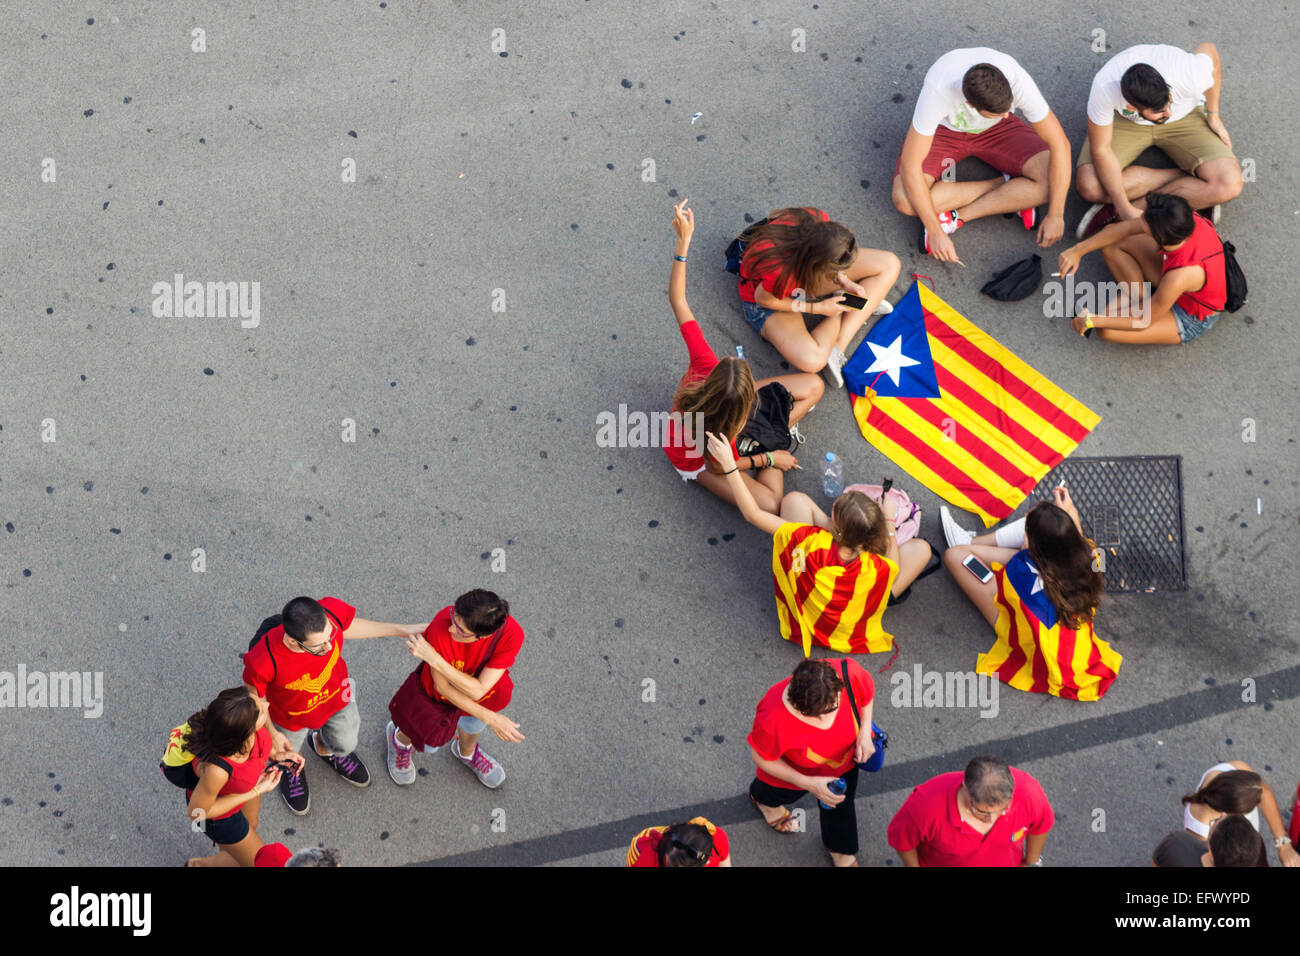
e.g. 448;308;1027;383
183;687;305;866
1057;192;1226;345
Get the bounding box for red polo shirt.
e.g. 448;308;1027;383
887;768;1054;867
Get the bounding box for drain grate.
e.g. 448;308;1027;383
1025;456;1186;593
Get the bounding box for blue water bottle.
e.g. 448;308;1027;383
822;452;844;498
819;776;847;810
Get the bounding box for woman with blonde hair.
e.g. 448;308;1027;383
665;199;823;516
705;432;934;655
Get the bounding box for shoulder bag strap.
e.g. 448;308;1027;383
840;658;861;736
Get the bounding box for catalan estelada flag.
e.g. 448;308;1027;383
844;282;1099;527
772;523;899;656
978;552;1121;700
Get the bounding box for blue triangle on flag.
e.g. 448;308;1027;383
843;282;941;398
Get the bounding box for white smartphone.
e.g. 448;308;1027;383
961;554;994;584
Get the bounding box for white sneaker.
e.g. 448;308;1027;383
454;740;506;789
940;505;975;548
825;347;846;389
386;720;416;786
874;298;893;316
1210;203;1222;225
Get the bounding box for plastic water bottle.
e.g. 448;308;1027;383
822;452;843;499
819;776;847;810
735;345;745;360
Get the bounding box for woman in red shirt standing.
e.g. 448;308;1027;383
738;207;901;386
747;658;876;867
667;199;823;516
183;687;304;867
1058;192;1227;345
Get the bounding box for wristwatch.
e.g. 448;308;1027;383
1274;835;1291;849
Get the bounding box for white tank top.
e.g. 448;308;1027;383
1182;762;1261;837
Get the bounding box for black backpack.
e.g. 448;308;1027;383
737;382;795;456
245;606;344;682
1185;235;1247;314
724;217;770;274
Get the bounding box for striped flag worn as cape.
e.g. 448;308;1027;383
979;551;1121;700
845;282;1099;526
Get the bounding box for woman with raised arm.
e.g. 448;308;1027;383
664;199;823;517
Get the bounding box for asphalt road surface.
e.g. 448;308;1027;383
1;0;1295;867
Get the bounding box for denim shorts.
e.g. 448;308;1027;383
741;299;774;335
1173;302;1219;343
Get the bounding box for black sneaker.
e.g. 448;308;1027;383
312;731;371;788
279;766;310;815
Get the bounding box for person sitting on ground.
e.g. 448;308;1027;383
747;658;876;867
892;48;1072;261
183;687;304;867
666;198;822;517
737;206;900;386
1075;42;1240;239
1152;814;1267;867
626;818;732;867
1058;192;1227;345
1181;761;1300;866
706;432;934;655
940;488;1121;700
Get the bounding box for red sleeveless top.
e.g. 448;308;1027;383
1161;214;1226;320
190;725;272;819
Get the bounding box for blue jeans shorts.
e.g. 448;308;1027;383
741;299;774;335
1173;302;1219;343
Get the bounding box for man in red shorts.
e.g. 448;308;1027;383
387;589;525;789
892;48;1072;262
887;755;1054;866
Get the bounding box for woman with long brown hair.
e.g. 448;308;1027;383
666;199;823;516
940;488;1121;700
737;206;900;386
183;687;304;867
1181;762;1300;866
705;432;934;655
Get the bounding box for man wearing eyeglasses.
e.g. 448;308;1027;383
242;596;427;815
887;755;1054;866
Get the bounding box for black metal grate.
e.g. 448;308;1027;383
1025;456;1187;593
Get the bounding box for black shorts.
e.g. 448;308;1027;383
203;809;251;846
750;765;861;856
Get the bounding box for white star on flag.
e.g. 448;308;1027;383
864;335;920;387
1024;561;1045;595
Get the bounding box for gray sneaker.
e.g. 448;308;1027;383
454;741;505;789
386;720;416;786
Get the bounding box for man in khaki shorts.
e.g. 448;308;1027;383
1076;43;1241;238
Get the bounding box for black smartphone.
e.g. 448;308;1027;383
838;293;868;311
961;554;994;584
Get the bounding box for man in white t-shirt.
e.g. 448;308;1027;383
1075;43;1240;238
892;48;1072;264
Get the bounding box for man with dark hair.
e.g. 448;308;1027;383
1076;43;1240;238
388;589;526;789
1152;814;1268;867
242;596;427;814
893;48;1072;262
887;755;1054;866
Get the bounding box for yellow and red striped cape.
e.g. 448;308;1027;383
772;523;898;656
977;554;1122;701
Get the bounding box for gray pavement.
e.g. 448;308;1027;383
0;1;1296;867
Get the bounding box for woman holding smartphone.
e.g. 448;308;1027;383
704;432;933;655
939;488;1121;700
183;687;304;867
666;199;823;517
737;207;900;386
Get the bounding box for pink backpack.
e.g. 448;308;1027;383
844;484;921;544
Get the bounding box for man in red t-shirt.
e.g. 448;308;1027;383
887;755;1054;866
387;589;525;790
242;596;427;815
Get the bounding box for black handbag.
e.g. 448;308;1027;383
737;382;794;456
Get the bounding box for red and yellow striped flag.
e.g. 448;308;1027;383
845;282;1099;527
978;552;1121;700
772;523;899;656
